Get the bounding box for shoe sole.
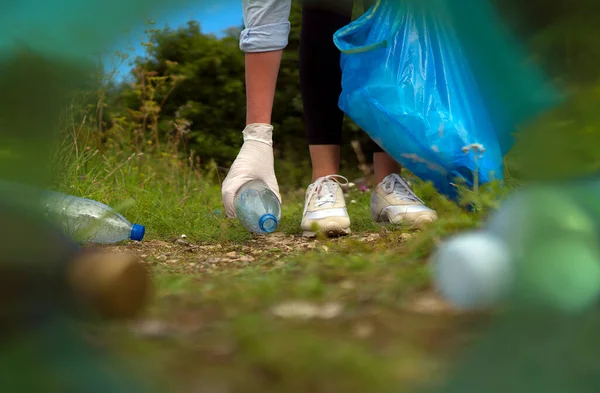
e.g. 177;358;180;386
374;211;437;229
302;223;352;238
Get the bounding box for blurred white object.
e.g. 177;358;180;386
432;230;512;310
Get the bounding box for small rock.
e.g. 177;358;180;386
271;301;343;320
210;344;236;360
226;251;237;258
199;245;216;251
406;293;452;314
339;280;356;290
319;302;343;319
130;319;172;339
400;233;413;242
353;323;374;338
360;233;379;242
271;302;316;319
239;255;255;262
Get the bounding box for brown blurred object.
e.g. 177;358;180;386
69;250;152;320
0;197;151;329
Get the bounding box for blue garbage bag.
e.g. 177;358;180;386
334;0;559;199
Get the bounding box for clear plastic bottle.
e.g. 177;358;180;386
43;191;145;244
234;180;281;234
432;230;512;310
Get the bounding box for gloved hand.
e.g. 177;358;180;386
221;123;281;218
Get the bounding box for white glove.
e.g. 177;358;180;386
221;123;281;218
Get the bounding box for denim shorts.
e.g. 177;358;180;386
240;0;292;52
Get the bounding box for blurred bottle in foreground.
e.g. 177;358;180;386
433;179;600;312
43;191;145;244
0;197;152;393
433;230;513;311
0;180;145;245
234;180;281;234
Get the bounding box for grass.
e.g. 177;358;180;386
98;231;485;393
33;63;513;391
5;14;600;392
45;129;500;392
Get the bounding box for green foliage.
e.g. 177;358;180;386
496;0;600;85
40;4;600;392
115;21;244;162
106;3;376;190
99;0;600;191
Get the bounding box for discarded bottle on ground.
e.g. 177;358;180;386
434;183;600;313
433;230;513;311
43;192;145;244
234;180;281;234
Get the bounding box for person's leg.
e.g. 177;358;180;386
373;151;401;184
299;2;353;237
367;128;438;229
370;149;438;228
245;52;283;125
340;0;437;227
300;3;353;181
309;145;341;180
240;0;292;125
222;0;291;217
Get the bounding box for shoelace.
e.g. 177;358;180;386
381;174;424;204
303;175;349;215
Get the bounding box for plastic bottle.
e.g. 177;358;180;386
432;230;513;311
43;191;145;244
234;180;281;234
434;184;600;312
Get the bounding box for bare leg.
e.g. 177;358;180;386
299;3;353;237
309;145;341;181
373;152;401;184
245;51;283;125
300;4;352;184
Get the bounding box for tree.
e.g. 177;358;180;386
110;0;600;184
111;3;372;187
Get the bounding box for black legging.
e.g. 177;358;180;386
299;2;383;152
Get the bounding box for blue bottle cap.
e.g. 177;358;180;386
258;214;278;233
130;224;145;241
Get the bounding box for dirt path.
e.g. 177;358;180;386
93;234;487;393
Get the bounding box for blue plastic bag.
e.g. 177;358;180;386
334;0;558;199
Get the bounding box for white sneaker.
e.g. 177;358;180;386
301;175;351;237
371;174;438;227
